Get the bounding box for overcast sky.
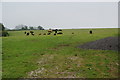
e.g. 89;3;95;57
1;2;118;29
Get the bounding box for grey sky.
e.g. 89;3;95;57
1;2;118;29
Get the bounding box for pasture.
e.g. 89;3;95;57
2;28;119;78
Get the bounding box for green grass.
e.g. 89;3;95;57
0;37;2;79
2;28;119;78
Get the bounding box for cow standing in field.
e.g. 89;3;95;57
55;29;58;34
47;29;53;35
54;33;56;35
31;33;34;36
24;31;26;34
58;29;62;31
26;32;29;36
89;30;92;34
43;33;46;35
52;29;58;36
39;33;41;35
57;29;63;35
57;32;63;34
52;29;63;35
72;32;74;34
47;33;51;35
30;31;34;34
30;31;35;36
48;29;52;33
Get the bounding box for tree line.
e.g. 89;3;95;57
0;23;45;37
15;24;44;30
0;23;9;37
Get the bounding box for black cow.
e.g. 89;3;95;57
52;29;58;34
57;32;63;34
31;33;34;36
72;32;74;34
47;33;51;35
26;33;29;36
39;33;41;35
58;29;62;31
54;33;56;35
52;29;63;35
29;31;35;35
30;31;34;34
43;33;46;35
89;30;92;34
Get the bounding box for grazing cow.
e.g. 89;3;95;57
31;33;34;36
47;33;51;35
26;32;29;36
30;31;34;34
54;33;56;35
48;29;52;35
72;32;74;34
57;32;63;34
53;29;58;34
52;29;58;35
39;33;41;35
52;29;63;35
48;30;52;33
43;33;46;35
89;30;92;34
58;29;62;31
29;31;35;35
55;29;58;33
24;31;26;34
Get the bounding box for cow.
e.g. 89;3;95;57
52;29;63;35
58;29;62;31
31;33;34;36
30;31;34;34
48;30;52;33
57;32;63;34
89;30;92;34
52;29;58;34
29;31;35;35
39;33;41;35
26;32;29;36
24;31;26;34
47;33;51;35
72;32;74;34
43;33;46;35
54;33;56;35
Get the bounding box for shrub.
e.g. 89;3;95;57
2;31;9;37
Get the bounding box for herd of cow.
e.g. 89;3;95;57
24;29;93;36
24;29;63;36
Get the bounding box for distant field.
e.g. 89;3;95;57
2;28;119;78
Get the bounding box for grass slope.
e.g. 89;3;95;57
2;28;119;78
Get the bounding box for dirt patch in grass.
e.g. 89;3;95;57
78;37;119;51
27;54;83;78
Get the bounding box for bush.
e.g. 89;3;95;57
2;31;9;37
0;23;9;37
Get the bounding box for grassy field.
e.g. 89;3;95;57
2;28;119;78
